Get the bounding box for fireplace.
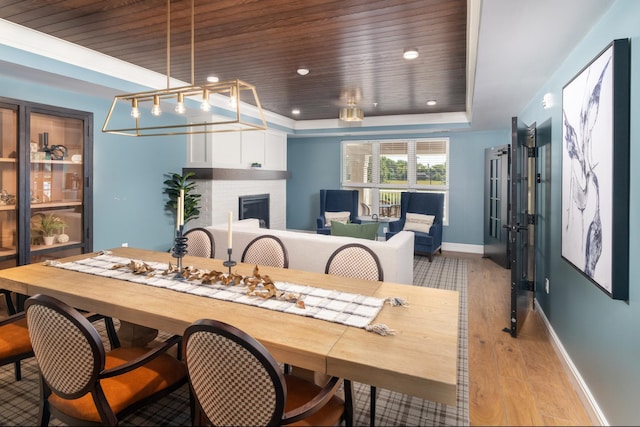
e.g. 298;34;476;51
239;194;270;228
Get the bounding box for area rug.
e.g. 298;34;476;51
0;255;468;426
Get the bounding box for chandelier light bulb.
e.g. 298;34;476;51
130;99;140;118
151;95;162;116
175;93;186;114
228;86;238;109
200;89;211;111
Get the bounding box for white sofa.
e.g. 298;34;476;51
206;219;414;284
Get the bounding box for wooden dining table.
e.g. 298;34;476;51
0;247;459;406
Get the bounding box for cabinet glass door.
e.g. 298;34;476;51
29;112;85;262
0;105;18;268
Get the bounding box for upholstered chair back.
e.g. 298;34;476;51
184;227;215;258
325;243;384;281
241;235;289;268
184;319;286;426
400;192;445;224
320;189;360;221
26;295;104;399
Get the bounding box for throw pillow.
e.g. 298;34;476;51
324;211;351;227
403;213;435;233
331;221;379;240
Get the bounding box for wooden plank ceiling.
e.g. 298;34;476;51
0;0;467;121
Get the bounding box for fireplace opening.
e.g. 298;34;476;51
239;194;270;228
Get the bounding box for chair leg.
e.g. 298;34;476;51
103;316;121;349
428;254;433;262
14;361;21;381
38;375;51;427
370;385;376;427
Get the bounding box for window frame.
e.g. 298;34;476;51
341;138;449;225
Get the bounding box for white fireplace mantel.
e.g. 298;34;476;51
185;128;288;231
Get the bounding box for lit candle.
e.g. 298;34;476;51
227;211;232;249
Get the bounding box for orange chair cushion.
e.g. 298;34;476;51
285;374;345;427
49;346;187;423
0;317;32;359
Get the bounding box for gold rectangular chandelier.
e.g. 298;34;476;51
102;0;267;137
102;79;267;137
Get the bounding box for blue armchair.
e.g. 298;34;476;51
316;189;361;234
385;192;444;261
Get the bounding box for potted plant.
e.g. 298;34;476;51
163;171;202;226
34;213;66;245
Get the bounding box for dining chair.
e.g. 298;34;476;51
24;294;188;426
184;227;215;258
0;312;34;381
183;318;353;426
0;301;119;383
241;235;289;268
325;243;383;426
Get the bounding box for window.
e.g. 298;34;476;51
342;138;449;224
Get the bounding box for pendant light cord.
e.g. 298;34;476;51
166;0;171;90
191;0;195;85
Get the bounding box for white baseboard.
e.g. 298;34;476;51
534;299;608;426
441;242;484;254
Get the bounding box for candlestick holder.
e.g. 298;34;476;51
223;248;236;275
172;226;188;276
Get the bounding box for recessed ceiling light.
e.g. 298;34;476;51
403;48;419;60
292;108;301;115
206;75;219;83
426;100;437;106
296;68;310;76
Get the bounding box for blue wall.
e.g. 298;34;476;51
0;65;186;252
287;130;508;246
517;1;639;424
4;2;639;421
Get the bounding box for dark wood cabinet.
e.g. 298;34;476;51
0;96;92;268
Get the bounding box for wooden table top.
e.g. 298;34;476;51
0;247;459;405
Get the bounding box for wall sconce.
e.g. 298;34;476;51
542;93;554;109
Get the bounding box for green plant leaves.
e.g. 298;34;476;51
163;171;202;225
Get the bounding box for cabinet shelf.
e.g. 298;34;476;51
31;201;82;209
0;246;17;258
30;240;81;253
30;159;82;165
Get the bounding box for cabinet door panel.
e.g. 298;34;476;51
0;105;18;264
25;107;91;263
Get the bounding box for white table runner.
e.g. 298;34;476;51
49;254;385;329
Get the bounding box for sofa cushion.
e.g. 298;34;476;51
403;213;435;233
324;211;351;227
330;221;379;240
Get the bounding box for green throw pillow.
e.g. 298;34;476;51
330;221;379;240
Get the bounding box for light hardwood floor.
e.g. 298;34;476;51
453;252;594;426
